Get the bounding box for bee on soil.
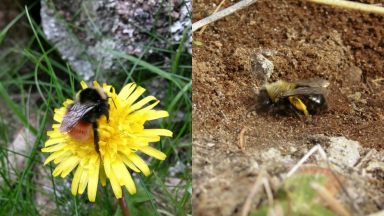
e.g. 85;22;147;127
59;86;111;153
257;78;329;116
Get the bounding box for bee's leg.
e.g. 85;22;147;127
109;97;117;109
289;104;302;117
105;110;109;122
288;96;309;116
100;104;110;122
92;122;100;153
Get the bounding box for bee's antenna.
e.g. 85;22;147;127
108;87;117;109
108;96;117;109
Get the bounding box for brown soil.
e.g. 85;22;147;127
192;0;384;215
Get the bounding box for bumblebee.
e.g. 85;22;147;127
60;86;110;153
257;78;329;116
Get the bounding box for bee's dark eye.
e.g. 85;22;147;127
110;87;114;93
263;99;271;106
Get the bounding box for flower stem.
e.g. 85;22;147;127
118;191;130;216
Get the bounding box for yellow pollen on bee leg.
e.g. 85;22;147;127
288;96;309;116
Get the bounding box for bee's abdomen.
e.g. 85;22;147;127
301;94;328;114
68;120;92;141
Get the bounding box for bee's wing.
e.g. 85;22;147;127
294;78;330;88
59;102;97;132
281;87;327;97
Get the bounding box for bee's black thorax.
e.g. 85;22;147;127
79;88;110;123
79;88;105;103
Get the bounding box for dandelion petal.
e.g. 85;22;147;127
80;81;88;89
140;146;167;160
145;110;169;121
100;163;107;187
126;86;145;106
71;166;83;195
124;171;136;195
140;129;173;137
60;156;80;177
128;153;150;176
108;170;122;198
78;169;89;195
128;96;157;113
118;83;135;99
88;157;100;202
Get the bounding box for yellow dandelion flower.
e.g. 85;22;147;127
42;81;172;202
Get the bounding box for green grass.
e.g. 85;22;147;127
0;2;191;216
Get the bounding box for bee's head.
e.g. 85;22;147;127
256;88;273;111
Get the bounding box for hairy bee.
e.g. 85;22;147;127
60;86;110;153
257;78;329;116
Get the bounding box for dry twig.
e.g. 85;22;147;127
262;178;274;207
238;126;248;152
286;144;327;178
311;182;351;216
308;0;384;15
241;170;267;216
368;210;384;216
192;0;259;32
198;0;226;35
